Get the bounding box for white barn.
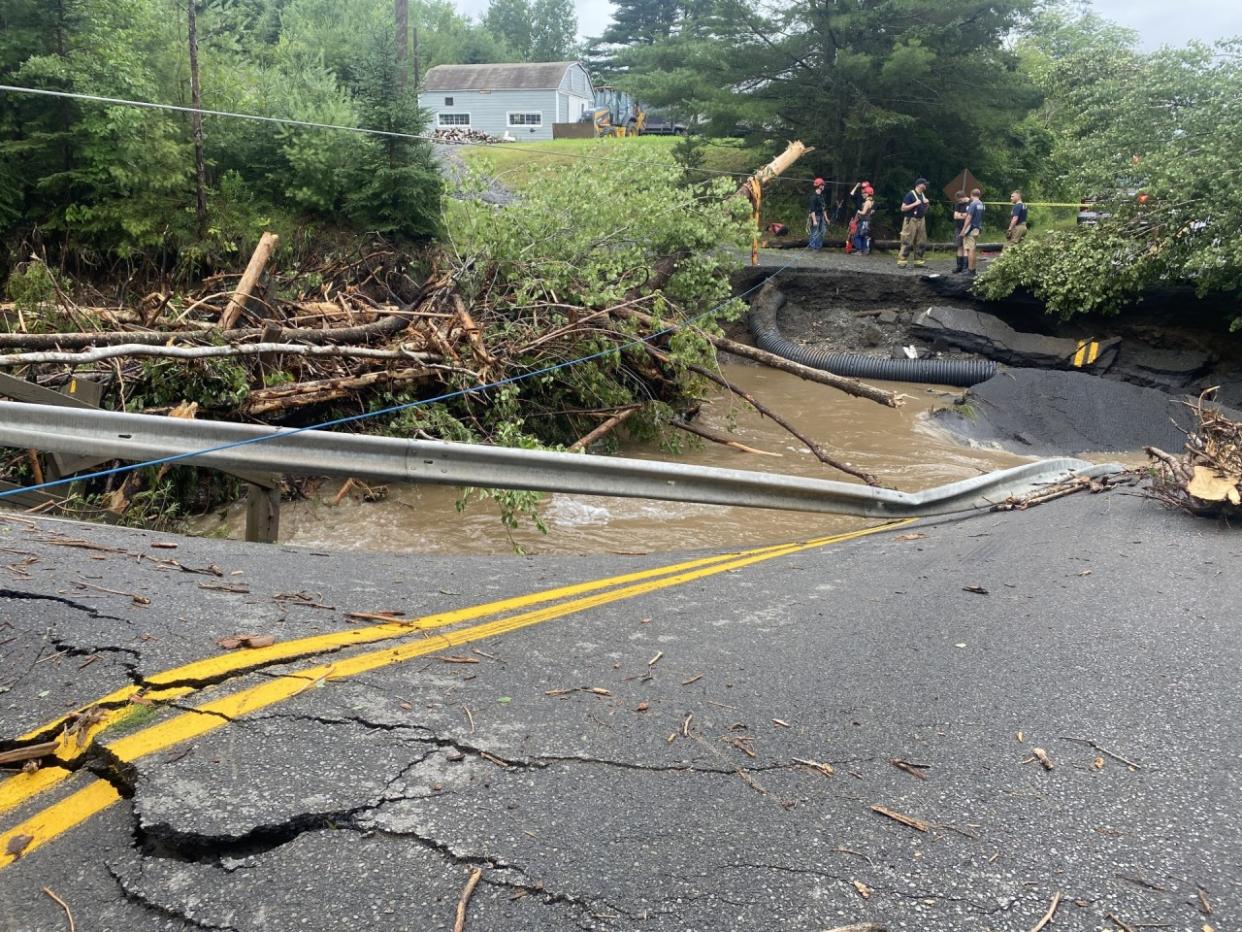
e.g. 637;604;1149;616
419;61;595;141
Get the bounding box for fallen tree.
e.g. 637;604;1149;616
1;143;897;529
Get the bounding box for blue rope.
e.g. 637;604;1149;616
0;263;793;501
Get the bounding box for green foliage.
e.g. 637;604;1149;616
610;0;1041;220
981;12;1242;324
483;0;578;62
127;356;251;411
0;0;468;270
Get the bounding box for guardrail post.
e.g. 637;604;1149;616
244;482;280;544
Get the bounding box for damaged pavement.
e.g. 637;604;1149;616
1;490;1240;931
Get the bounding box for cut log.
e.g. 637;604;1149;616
220;232;280;329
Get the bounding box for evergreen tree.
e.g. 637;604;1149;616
344;28;441;240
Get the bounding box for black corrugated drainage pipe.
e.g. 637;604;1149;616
747;282;997;388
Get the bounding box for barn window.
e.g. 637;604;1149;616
444;96;454;106
438;113;470;126
507;112;543;126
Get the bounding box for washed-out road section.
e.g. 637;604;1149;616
0;490;1238;932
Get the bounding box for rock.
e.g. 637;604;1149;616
912;306;1120;371
878;309;899;325
861;323;885;347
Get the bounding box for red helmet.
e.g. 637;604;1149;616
862;185;874;195
813;177;825;187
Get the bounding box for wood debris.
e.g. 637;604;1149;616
452;867;483;932
215;634;277;650
1147;391;1242;517
889;758;930;780
852;880;872;899
42;887;77;932
1027;747;1054;770
870;804;930;832
793;758;835;777
1029;891;1061;932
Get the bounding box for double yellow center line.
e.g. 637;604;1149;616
0;520;912;870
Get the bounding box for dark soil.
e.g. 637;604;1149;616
732;249;1242;407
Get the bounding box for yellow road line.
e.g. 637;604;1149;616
19;541;795;744
2;540;797;816
0;520;912;869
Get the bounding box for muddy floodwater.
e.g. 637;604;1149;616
192;365;1033;554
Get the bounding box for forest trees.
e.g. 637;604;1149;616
0;0;478;274
483;0;578;62
978;15;1242;324
604;0;1042;209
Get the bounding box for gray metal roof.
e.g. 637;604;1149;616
422;61;581;92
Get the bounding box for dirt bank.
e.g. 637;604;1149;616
735;250;1242;407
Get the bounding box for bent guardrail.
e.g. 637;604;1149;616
0;401;1122;541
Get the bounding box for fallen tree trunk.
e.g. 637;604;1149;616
242;366;440;416
0;343;440;367
613;307;897;407
736;141;812;201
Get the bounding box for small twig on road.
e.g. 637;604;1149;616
1029;891;1061;932
1105;912;1137;932
42;886;76;932
452;868;483;932
1058;736;1143;769
463;705;476;734
871;804;929;832
889;758;930;780
823;924;887;932
681;713;693;737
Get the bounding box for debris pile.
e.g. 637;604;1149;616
1146;391;1242;517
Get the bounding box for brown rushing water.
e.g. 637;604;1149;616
191;365;1032;554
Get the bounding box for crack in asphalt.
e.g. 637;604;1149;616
108;862;241;932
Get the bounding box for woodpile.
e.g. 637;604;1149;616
1146;390;1242;517
432;127;504;145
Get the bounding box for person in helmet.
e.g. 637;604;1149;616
807;178;828;251
853;183;875;255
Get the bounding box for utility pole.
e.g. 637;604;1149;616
187;0;208;231
395;0;409;89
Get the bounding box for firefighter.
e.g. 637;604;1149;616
896;178;930;268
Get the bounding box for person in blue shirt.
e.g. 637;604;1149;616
962;188;985;276
807;178;828;251
1006;190;1028;248
896;177;930;268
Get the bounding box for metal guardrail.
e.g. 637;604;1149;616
0;401;1123;543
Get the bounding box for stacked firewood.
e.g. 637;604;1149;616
432;127;503;145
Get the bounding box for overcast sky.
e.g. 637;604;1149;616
453;0;1242;50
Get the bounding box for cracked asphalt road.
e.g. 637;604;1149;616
1;491;1239;932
